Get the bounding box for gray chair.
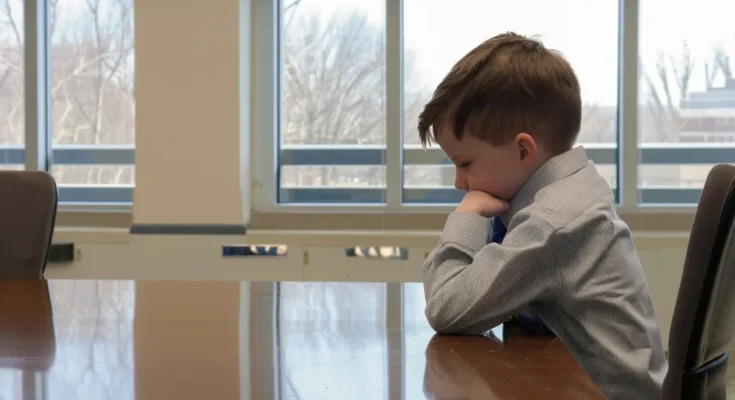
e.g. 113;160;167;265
663;164;735;400
0;171;58;279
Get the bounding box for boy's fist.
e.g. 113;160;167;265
456;190;509;218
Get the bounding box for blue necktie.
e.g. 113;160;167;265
490;216;507;244
491;217;553;336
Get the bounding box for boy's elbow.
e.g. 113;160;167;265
424;299;463;334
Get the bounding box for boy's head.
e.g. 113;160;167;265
417;32;581;201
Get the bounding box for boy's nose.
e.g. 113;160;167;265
454;170;469;191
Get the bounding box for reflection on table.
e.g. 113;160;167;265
0;280;602;399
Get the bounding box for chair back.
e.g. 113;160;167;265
0;171;58;279
663;164;735;400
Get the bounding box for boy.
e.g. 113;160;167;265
419;32;668;399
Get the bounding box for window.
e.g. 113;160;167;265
268;0;619;208
278;0;386;204
257;0;732;210
0;0;24;171
638;0;735;205
278;282;387;399
50;0;135;204
1;0;134;204
403;0;619;203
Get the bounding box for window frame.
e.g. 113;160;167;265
252;0;727;219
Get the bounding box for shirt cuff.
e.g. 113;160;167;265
439;212;492;252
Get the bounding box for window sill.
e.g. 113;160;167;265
248;209;695;232
54;207;694;240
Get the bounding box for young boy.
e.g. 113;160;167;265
419;32;668;399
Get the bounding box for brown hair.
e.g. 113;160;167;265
417;32;581;155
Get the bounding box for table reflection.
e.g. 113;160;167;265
50;280;135;400
0;280;600;399
278;282;387;400
0;280;56;399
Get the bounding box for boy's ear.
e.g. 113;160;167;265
514;133;537;162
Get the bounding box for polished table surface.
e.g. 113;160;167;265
0;280;603;399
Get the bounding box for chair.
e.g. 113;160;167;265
663;164;735;400
0;171;58;280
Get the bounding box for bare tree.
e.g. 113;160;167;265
578;103;616;143
282;12;385;146
713;41;732;81
0;0;24;147
281;5;428;188
403;47;432;146
642;42;696;142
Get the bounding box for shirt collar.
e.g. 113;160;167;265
500;146;590;226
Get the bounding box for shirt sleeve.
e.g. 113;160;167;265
423;211;561;334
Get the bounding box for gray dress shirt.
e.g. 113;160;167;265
423;146;668;399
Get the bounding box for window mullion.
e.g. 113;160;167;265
619;0;640;210
24;0;52;172
385;0;404;208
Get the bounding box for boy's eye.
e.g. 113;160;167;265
459;162;471;169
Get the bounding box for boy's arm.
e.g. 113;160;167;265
423;212;560;334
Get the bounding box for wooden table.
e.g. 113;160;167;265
0;280;603;399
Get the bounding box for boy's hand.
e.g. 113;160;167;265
456;190;509;218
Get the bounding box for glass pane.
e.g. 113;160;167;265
280;165;385;203
403;0;619;203
278;282;387;399
0;0;24;170
279;0;386;204
638;0;735;205
51;0;135;203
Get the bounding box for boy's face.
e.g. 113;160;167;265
437;132;541;201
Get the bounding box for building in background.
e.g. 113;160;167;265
679;78;735;143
